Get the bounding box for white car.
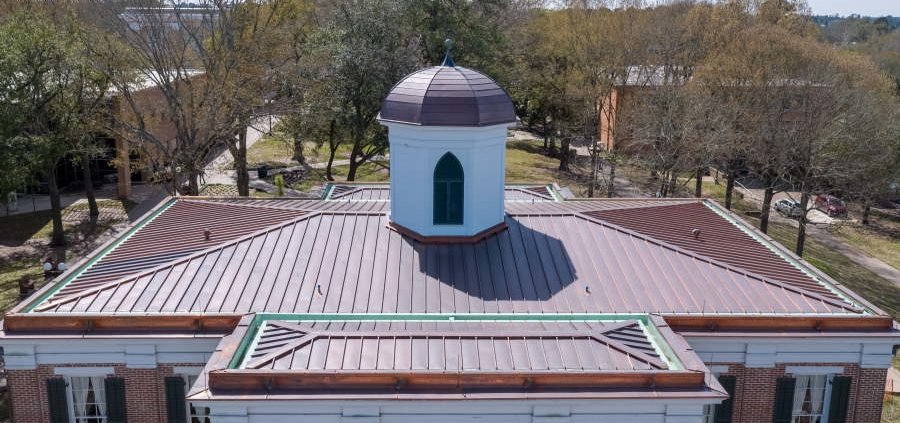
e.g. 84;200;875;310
774;199;804;218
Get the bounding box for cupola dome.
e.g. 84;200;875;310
379;42;516;240
378;65;516;127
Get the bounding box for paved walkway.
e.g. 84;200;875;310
204;117;279;185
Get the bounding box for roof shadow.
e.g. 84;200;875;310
413;216;577;301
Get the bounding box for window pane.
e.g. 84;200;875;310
791;375;827;423
69;376;108;423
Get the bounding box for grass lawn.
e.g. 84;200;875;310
832;209;900;271
246;132;355;168
505;140;590;193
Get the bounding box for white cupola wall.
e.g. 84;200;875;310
377;50;517;239
382;122;509;237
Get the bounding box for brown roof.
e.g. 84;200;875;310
190;314;724;400
585;202;842;301
243;320;665;372
378;65;517;127
53;200;305;298
32;202;860;315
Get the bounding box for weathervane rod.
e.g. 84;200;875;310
442;38;455;67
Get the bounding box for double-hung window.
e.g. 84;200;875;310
774;370;852;423
791;374;829;423
68;376;107;423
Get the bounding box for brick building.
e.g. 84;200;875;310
1;57;896;423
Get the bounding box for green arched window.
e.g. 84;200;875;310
433;152;464;225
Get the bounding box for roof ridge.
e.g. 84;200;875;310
185;198;317;213
573;212;861;313
33;212;323;312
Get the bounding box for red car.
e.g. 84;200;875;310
814;194;847;217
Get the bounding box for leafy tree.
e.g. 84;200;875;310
0;11;110;245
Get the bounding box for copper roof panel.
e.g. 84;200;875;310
243;320;665;372
37;210;860;315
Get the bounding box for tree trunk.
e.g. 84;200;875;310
188;171;200;196
862;201;871;225
325;120;337;182
82;153;98;223
606;159;616;198
292;133;305;164
724;169;735;209
668;172;677;197
694;167;703;198
795;191;810;256
759;186;775;234
47;165;65;246
234;129;250;197
558;138;570;171
588;149;598;198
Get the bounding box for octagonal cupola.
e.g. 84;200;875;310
378;43;517;239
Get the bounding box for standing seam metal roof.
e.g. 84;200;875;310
33;205;860;315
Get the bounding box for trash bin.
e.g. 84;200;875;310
257;165;268;179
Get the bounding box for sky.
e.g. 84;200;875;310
805;0;900;16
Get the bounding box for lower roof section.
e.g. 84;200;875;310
190;313;723;401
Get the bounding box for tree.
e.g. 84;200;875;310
0;10;110;245
301;0;417;182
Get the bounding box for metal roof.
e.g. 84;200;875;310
378;65;516;127
187;313;725;400
32;201;861;315
50;200;306;300
243;320;665;372
586;202;844;302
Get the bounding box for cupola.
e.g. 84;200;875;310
378;41;517;240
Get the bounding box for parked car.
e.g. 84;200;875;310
774;199;803;218
814;194;847;217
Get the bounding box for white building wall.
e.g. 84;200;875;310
683;335;895;368
197;399;712;423
383;122;509;237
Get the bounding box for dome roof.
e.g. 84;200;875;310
378;65;517;127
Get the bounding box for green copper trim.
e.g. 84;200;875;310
24;198;177;312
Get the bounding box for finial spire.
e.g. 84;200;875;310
442;38;455;67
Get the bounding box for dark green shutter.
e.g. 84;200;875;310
828;376;852;423
46;378;69;423
714;375;737;423
773;377;796;423
165;376;187;423
105;377;127;423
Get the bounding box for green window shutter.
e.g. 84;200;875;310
773;377;796;423
165;376;188;423
828;376;852;423
105;377;127;423
46;378;69;423
714;375;737;423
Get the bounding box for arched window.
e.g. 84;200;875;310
433;152;464;225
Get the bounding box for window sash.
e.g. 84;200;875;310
67;376;108;423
